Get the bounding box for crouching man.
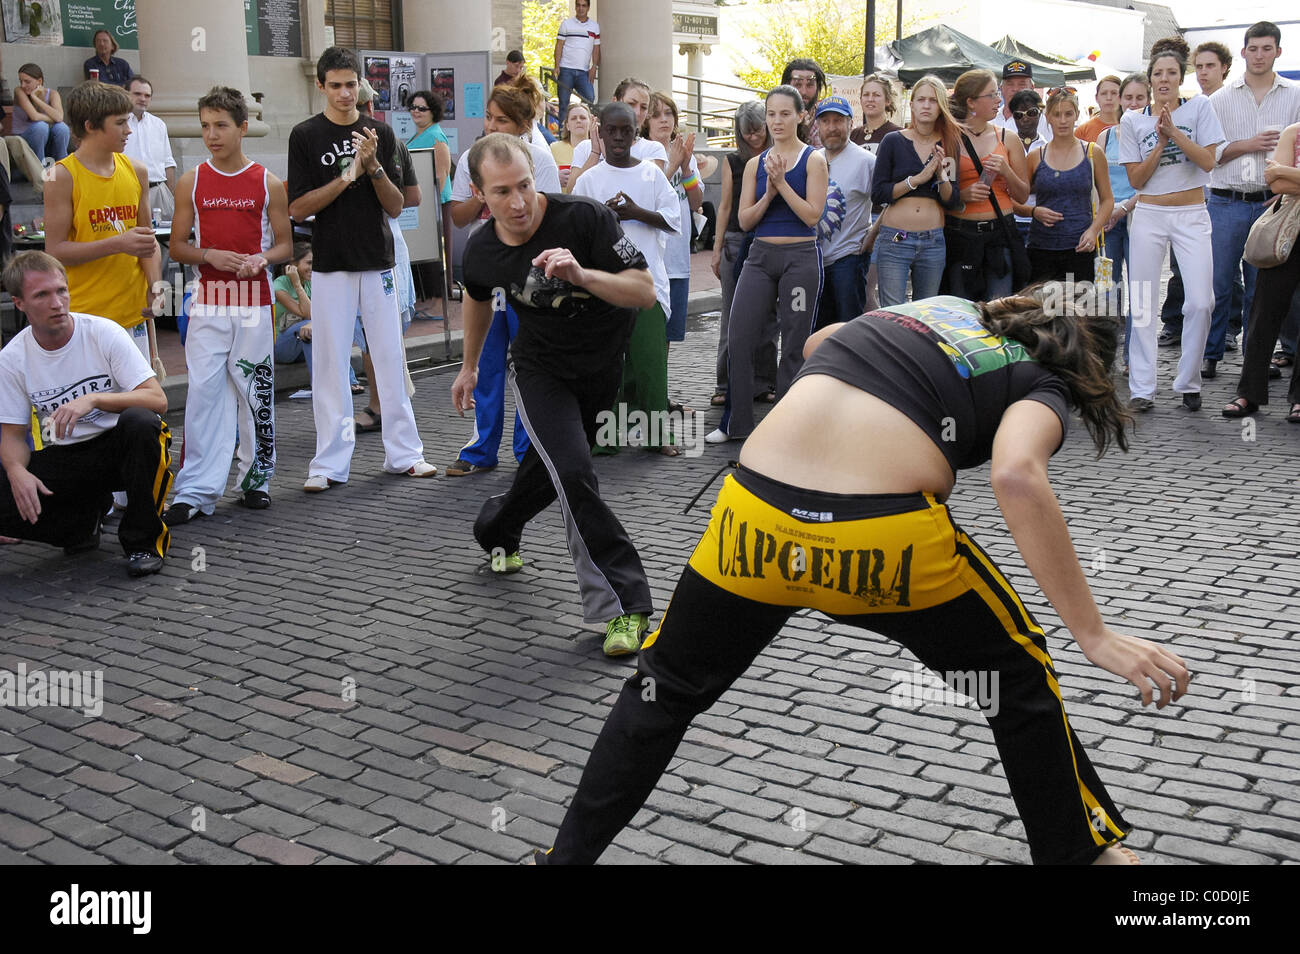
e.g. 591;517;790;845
0;252;172;577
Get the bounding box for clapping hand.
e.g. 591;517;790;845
764;150;787;192
352;127;380;172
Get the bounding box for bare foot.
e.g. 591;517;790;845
0;536;21;545
1093;844;1141;865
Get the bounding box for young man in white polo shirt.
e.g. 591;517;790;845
554;0;600;122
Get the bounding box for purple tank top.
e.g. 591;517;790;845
754;145;816;238
1029;141;1094;251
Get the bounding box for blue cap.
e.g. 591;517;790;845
815;95;853;118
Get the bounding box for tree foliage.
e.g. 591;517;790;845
730;0;929;91
522;0;569;81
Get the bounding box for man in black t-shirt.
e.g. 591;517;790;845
450;133;657;657
287;47;435;492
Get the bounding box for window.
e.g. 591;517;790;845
325;0;400;50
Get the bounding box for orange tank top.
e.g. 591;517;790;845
954;127;1014;218
59;152;149;329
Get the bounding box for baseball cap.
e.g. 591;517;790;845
815;95;853;118
1002;60;1033;80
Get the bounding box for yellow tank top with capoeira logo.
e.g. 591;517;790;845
59;152;149;330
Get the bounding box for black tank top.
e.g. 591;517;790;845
796;297;1070;473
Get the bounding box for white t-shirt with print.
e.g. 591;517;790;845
0;314;155;446
571;159;680;316
1119;96;1226;196
818;143;876;266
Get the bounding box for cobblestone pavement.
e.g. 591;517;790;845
1;313;1298;865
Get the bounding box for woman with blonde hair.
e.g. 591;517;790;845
870;75;961;305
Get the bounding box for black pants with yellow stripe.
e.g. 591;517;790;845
0;407;172;557
545;465;1128;865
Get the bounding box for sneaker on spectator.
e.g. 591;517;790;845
446;459;494;476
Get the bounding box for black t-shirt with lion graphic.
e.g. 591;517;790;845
463;193;648;379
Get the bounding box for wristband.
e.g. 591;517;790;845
680;171;701;191
200;248;209;263
905;176;914;190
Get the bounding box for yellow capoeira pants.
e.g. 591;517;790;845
545;465;1129;865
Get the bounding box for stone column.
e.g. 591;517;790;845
598;0;673;102
404;0;494;53
135;0;268;137
679;43;710;131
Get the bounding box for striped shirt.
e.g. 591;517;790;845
557;16;600;71
1209;74;1300;191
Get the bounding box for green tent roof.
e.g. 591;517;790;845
990;36;1099;83
887;24;1071;87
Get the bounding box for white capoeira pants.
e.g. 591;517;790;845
170;303;276;512
1127;202;1215;399
308;269;424;481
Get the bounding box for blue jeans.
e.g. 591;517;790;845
874;226;945;306
817;252;867;330
1104;218;1133;365
19;120;70;162
667;276;689;343
556;67;595;121
1205;193;1268;360
274;319;361;386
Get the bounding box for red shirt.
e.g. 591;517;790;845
192;159;273;308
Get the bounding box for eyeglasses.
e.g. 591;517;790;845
1047;86;1078;97
974;91;999;100
409;105;430;113
1012;108;1041;119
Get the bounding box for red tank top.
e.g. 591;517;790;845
192;159;273;308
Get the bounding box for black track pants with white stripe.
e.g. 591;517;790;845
473;362;652;624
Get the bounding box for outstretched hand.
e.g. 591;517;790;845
1079;627;1191;708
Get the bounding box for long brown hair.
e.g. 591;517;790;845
488;73;545;131
979;285;1131;456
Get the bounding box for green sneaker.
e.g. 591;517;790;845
491;550;525;574
603;613;648;657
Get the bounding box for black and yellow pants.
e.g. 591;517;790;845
0;407;172;558
544;465;1128;865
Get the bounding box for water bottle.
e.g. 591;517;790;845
978;165;997;187
152;208;162;228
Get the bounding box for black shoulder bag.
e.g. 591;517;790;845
961;131;1032;290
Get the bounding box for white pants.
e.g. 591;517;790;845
309;269;424;480
1127;203;1214;399
170;304;275;511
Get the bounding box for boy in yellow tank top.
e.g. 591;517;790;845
44;82;161;366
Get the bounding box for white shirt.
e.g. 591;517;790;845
1119;96;1226;196
818;143;876;265
570;136;668;173
450;138;561;208
124;111;177;185
1208;74;1300;191
664;154;700;278
571;160;680;315
0;315;154;446
1015;133;1047;225
557;16;600;71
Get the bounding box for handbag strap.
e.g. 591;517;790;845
961;131;1019;247
1086;142;1106;257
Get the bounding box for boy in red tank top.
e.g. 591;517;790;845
163;87;292;524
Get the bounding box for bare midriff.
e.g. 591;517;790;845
1138;186;1205;207
738;374;956;501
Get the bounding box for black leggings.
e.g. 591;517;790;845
544;466;1128;864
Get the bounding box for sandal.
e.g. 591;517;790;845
350;383;365;394
657;445;681;457
1273;352;1294;369
757;390;777;404
1221;397;1259;418
1288;404;1300;424
668;401;695;417
354;408;382;432
710;391;727;407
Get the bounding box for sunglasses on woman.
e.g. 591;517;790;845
409;105;431;112
1046;86;1078;97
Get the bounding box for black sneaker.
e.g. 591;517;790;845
446;458;494;477
241;490;271;510
1201;359;1217;379
162;503;205;526
126;552;164;577
1225;333;1239;353
1157;328;1181;347
1182;392;1202;411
